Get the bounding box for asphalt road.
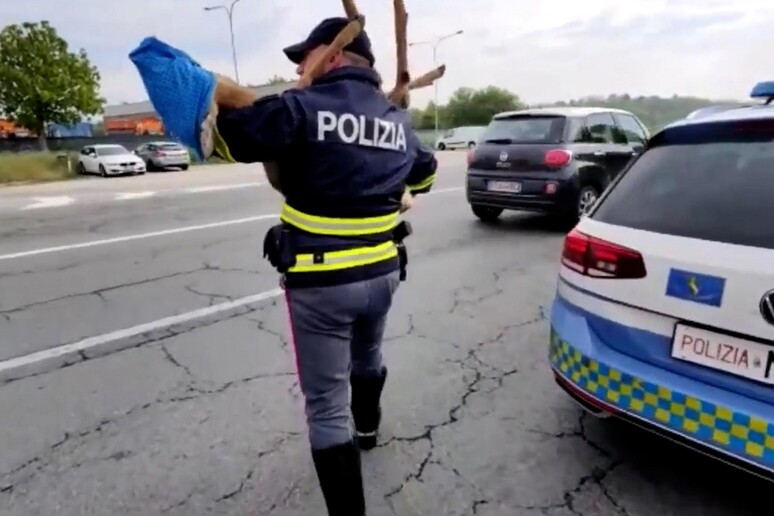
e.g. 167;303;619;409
0;153;769;516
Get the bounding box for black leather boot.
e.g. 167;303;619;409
311;441;366;516
350;366;388;450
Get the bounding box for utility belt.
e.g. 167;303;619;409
263;220;413;281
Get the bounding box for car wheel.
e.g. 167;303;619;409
437;143;446;151
145;160;155;172
577;185;600;218
181;165;189;171
77;162;86;175
472;205;503;223
99;164;108;178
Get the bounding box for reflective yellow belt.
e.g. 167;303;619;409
288;241;398;273
280;203;399;236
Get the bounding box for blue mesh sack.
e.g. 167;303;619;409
129;37;216;160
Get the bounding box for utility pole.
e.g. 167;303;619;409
204;0;243;84
409;29;464;146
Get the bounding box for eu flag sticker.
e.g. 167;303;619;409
665;269;726;308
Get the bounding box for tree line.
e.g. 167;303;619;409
410;89;723;133
0;21;727;152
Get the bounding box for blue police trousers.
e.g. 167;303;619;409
284;270;401;450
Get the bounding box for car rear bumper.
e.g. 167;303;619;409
152;158;189;167
466;172;577;213
549;294;774;479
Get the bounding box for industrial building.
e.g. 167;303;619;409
102;80;295;134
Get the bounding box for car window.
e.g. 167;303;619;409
592;119;774;249
481;115;566;144
614;114;648;144
575;113;618;144
96;146;129;156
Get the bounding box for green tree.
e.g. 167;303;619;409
0;21;104;150
444;86;525;126
266;74;292;85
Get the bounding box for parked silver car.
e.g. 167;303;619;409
134;141;191;171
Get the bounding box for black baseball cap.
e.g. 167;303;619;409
283;17;375;67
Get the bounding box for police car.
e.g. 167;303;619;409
549;81;774;479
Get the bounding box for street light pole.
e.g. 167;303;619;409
204;0;242;84
409;29;463;146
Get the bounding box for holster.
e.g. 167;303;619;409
392;220;413;282
262;224;297;273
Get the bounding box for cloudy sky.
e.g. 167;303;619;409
2;0;772;108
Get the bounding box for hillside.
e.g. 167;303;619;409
542;94;734;131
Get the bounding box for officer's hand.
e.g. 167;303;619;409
400;191;414;213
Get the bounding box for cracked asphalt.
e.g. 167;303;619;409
0;153;769;515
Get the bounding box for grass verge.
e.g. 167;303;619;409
0;152;80;185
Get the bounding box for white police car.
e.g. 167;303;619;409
549;81;774;479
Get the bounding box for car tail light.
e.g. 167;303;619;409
466;147;476;166
545;149;572;168
561;228;646;279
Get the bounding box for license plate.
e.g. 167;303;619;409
671;323;774;385
487;180;521;193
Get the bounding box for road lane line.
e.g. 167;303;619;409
0;186;464;382
0;214;279;261
0;288;284;383
22;196;75;210
115;191;156;201
185;182;264;193
0;187;462;262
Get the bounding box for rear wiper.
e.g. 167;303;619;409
483;138;513;144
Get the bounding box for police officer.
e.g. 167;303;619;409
211;17;437;516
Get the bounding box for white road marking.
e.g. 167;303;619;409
22;196;75;210
0;185;464;380
0;185;462;262
185;182;264;193
115;191;156;201
0;213;279;261
0;288;284;383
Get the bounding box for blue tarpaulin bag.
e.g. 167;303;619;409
128;37;217;160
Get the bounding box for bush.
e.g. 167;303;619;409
0;151;79;184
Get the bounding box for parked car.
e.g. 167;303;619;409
77;144;146;177
465;107;649;223
549;81;774;479
134;141;191;171
435;126;486;150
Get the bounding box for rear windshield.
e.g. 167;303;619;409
481;115;566;144
592;119;774;249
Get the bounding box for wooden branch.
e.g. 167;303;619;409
386;0;410;106
408;64;446;90
296;15;365;89
342;0;359;18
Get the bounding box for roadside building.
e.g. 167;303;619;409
102;80;295;135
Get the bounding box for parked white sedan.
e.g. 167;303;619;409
77;144;146;177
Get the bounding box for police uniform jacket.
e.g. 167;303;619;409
216;66;438;288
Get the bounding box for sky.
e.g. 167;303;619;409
2;0;773;108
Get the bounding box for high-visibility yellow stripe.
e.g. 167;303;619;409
407;173;436;192
212;128;236;163
280;203;399;236
288;241;398;273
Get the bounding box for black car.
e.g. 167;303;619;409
465;107;649;222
